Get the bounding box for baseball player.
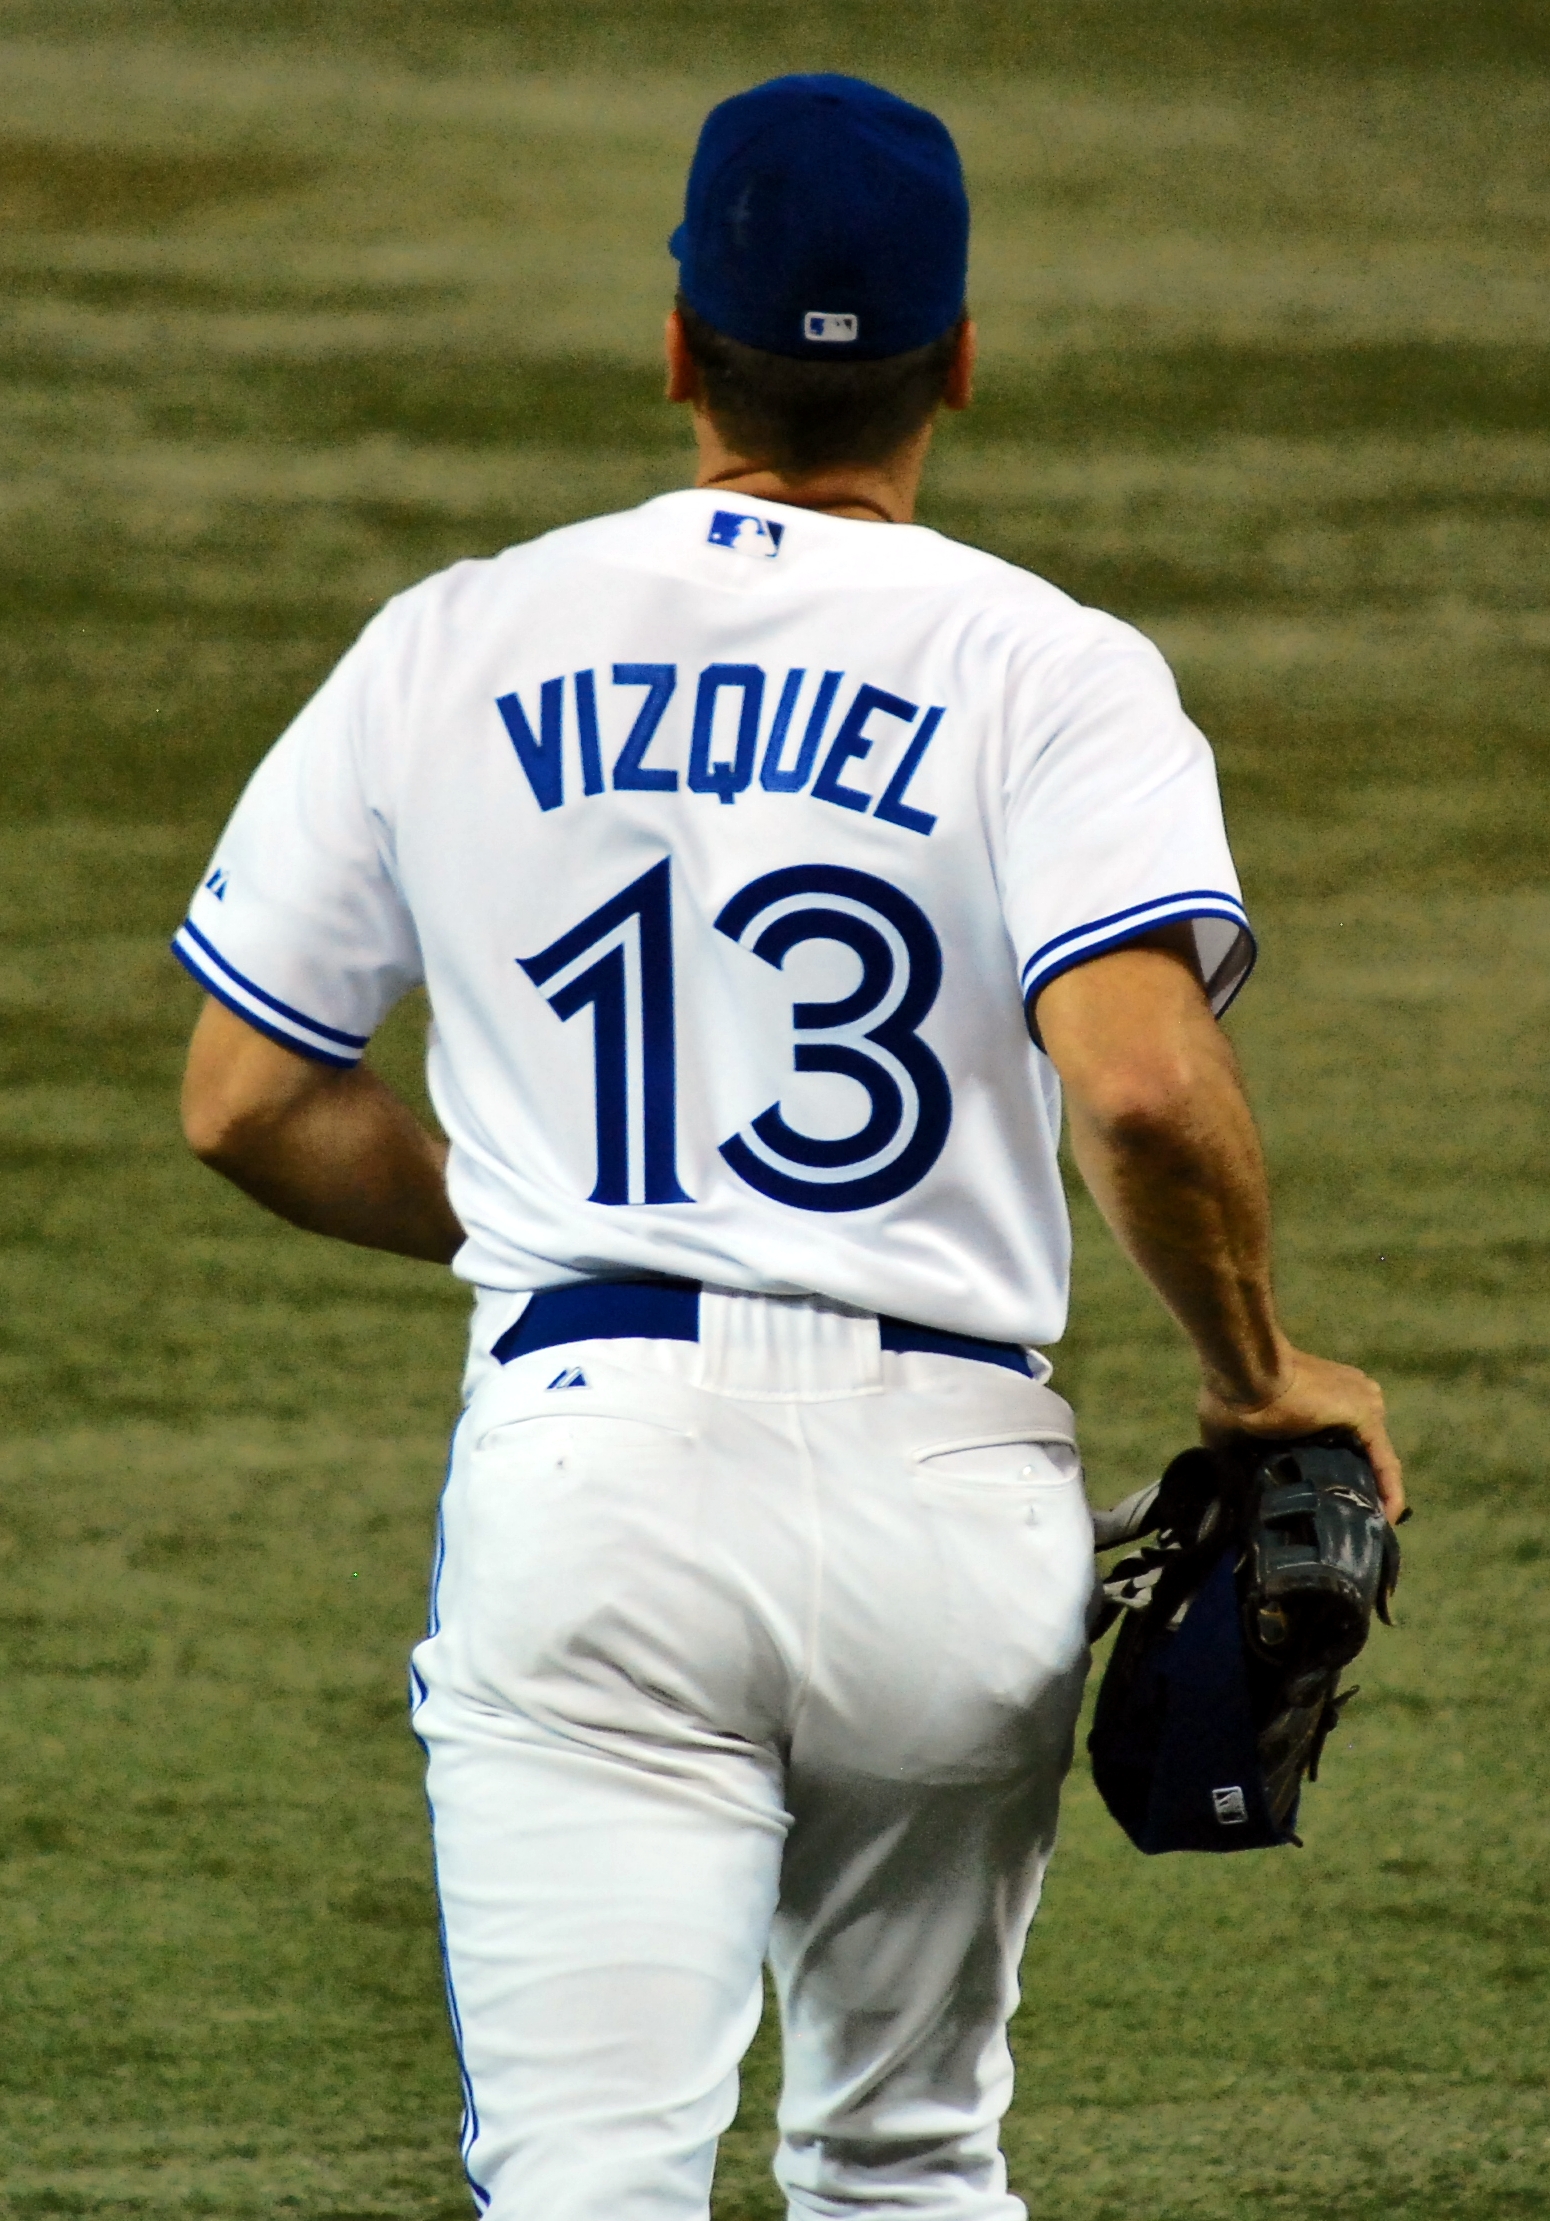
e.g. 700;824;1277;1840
176;75;1401;2221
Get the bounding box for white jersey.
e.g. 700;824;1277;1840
174;487;1252;1350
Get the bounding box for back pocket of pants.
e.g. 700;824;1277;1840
915;1437;1082;1498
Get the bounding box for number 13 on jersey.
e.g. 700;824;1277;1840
517;858;953;1214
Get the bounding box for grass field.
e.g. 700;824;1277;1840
2;4;1548;2215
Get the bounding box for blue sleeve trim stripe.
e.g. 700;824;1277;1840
1022;907;1257;1014
171;937;359;1069
1020;888;1249;991
175;917;369;1049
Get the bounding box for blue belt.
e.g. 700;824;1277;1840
492;1277;1033;1377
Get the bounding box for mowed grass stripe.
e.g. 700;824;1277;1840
3;38;1549;363
8;342;1550;442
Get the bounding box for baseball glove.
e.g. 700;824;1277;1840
1087;1433;1401;1851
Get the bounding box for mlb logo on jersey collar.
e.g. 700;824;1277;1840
708;510;784;558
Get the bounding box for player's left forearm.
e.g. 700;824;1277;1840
1037;938;1288;1407
1060;1028;1289;1412
1038;940;1403;1517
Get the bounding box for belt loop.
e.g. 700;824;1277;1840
696;1289;882;1395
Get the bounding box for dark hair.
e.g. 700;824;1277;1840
677;295;964;475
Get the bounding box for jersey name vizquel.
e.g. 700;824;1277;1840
175;487;1253;1351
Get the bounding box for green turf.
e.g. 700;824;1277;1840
2;4;1547;2215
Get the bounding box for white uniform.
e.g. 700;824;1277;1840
176;488;1252;2221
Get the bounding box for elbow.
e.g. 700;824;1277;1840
180;1069;280;1172
181;997;329;1172
1069;1049;1212;1147
180;1085;251;1169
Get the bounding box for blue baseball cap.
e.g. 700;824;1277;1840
1089;1546;1302;1855
669;74;969;361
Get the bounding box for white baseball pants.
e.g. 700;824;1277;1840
411;1290;1094;2221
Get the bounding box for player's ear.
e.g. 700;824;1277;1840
942;317;976;413
664;308;701;405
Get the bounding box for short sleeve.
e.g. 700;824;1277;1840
172;613;423;1066
1003;620;1254;1022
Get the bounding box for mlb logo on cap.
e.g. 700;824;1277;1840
1210;1784;1249;1825
804;311;859;344
708;511;785;558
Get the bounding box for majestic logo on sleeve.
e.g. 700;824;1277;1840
707;511;784;558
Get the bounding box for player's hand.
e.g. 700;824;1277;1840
1199;1346;1405;1524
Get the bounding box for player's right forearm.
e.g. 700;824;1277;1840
182;997;465;1263
191;1063;465;1263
